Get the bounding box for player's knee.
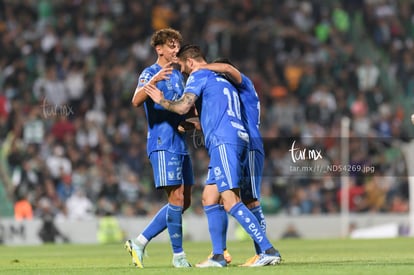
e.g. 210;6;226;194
201;195;218;206
221;195;240;212
168;192;184;206
222;201;237;212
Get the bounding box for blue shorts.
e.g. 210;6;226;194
240;149;264;201
149;151;194;189
205;144;249;193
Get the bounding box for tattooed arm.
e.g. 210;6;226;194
144;84;198;115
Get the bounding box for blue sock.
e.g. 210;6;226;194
220;205;228;250
204;204;225;255
251;205;266;254
167;204;184;254
141;204;168;242
229;202;272;252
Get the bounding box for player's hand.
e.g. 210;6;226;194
144;84;164;104
150;62;174;84
411;114;414;125
178;121;195;132
186;117;201;130
177;125;186;133
177;119;201;132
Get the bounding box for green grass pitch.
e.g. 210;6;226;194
0;238;413;274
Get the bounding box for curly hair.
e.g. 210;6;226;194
150;28;183;48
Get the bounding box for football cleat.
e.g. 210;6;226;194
172;254;192;268
248;251;281;267
223;249;232;264
201;249;232;265
125;240;144;268
239;254;260;267
195;258;227;268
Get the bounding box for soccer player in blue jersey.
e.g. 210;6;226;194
125;28;193;268
197;59;269;266
145;44;281;268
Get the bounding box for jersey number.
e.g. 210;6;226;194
223;88;241;120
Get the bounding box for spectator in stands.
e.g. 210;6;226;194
0;0;410;219
14;193;33;221
56;173;75;203
45;145;72;183
66;188;94;221
357;59;380;94
33;65;67;108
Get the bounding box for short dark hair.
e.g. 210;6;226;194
213;57;235;67
150;28;182;47
177;44;206;61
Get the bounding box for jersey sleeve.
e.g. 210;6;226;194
238;74;250;91
184;70;208;97
137;68;154;88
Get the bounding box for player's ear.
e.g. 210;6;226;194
188;58;194;68
155;45;163;56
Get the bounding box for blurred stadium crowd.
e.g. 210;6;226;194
0;0;413;221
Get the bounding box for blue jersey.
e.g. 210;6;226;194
137;63;188;156
184;69;249;150
237;74;264;154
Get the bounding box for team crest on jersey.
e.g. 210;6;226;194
214;167;222;177
168;171;175;180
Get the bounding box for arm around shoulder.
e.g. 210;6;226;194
201;63;242;84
